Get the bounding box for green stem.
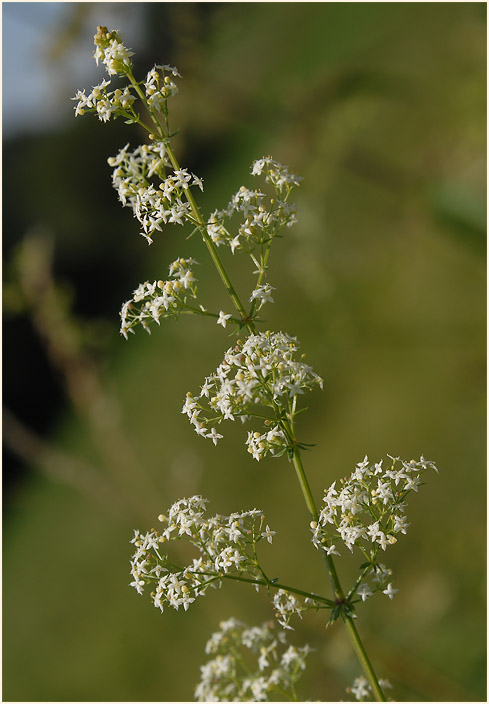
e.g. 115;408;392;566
167;144;254;332
188;570;334;606
344;618;386;702
290;446;344;600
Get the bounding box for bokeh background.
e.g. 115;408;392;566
2;2;486;701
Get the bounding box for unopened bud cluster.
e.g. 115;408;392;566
120;257;199;338
93;26;134;75
182;331;323;459
195;617;311;702
129;496;275;613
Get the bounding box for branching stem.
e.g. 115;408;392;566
127;71;386;701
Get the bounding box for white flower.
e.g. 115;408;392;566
367;521;382;542
404;474;422;491
350;676;370;701
376;479;394;504
250;284;275;307
258;648;270;671
261;525;276;543
251;158;266;176
324;544;340;556
129;576;145;595
393;514;410;534
217;311;232;328
226;521;243;543
215;546;246;573
206;427;223;445
248;673;273;699
377;531;389;551
230;235;241;253
383;582;398;599
357;583;373;602
281;645;305;671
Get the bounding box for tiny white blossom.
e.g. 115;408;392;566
383;582;398;600
217;311;232;328
357;583;373;602
324;544;340;556
250;284;275;307
350;676;370;701
261;525;276;543
206;427;223;446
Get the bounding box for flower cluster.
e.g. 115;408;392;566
311;455;438;600
272;589;309;631
354;562;397;604
108;142;203;244
120;257;199;338
347;676;393;702
251;156;303;192
182;331;323;460
195;617;312;702
249;283;275;310
71;78;136;122
129;496;274;613
71;29;137;121
73;30;197;243
144;64;181;108
206;158;299;259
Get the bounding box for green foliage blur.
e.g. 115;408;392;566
3;3;486;701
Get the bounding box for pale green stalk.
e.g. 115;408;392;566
194;572;334;607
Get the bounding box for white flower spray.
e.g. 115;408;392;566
195;617;312;702
73;26;439;702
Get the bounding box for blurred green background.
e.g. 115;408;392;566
3;2;486;701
